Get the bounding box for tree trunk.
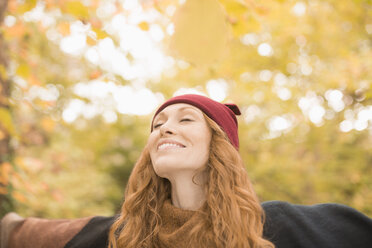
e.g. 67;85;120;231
0;0;12;215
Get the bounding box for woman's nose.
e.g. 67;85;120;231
159;121;176;136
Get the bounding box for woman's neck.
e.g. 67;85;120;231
167;171;207;210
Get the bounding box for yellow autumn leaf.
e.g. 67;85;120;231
219;0;247;16
138;21;150;31
169;0;231;66
232;14;261;36
0;107;16;136
93;28;109;40
16;0;37;14
0;65;8;81
14;157;26;171
16;63;31;78
64;1;90;19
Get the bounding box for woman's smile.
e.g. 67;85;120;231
157;139;186;151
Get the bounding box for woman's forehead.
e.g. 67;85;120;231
156;103;203;117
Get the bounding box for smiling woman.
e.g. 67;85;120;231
108;94;274;248
149;104;212;211
1;94;372;248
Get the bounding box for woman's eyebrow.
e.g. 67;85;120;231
178;107;200;115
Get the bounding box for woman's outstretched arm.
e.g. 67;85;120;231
0;213;115;248
263;201;372;248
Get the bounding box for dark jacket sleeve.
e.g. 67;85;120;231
63;215;117;248
262;201;372;248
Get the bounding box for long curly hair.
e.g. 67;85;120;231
108;114;274;248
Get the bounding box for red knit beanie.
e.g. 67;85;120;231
151;94;241;149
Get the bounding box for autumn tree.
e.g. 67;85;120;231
0;0;14;215
0;0;371;217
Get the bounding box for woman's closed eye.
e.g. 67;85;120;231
153;118;193;129
180;118;193;122
153;123;163;129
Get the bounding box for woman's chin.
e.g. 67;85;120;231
153;162;201;178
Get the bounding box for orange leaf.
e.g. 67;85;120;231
41;118;56;132
57;22;71;36
8;0;19;14
6;22;26;38
89;17;102;29
0;129;5;140
0;187;8;195
52;190;64;202
90;0;100;9
28;74;41;86
0;162;12;185
12;191;27;203
89;70;102;79
86;36;97;46
44;0;56;9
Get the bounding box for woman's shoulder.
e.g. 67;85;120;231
262;200;372;248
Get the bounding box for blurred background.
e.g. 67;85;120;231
0;0;371;218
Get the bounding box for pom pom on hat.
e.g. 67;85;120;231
151;94;241;149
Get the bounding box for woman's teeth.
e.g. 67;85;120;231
158;143;184;150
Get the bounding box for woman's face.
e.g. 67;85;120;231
148;103;212;178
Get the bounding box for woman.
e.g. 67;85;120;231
1;94;372;248
108;94;274;248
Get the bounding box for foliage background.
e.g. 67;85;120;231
0;0;371;218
